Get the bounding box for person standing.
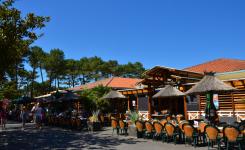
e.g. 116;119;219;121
1;107;7;130
20;106;27;130
35;103;43;129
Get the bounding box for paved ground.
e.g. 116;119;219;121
0;122;209;150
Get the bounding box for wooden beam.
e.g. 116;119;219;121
184;96;187;120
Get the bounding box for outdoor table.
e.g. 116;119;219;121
151;114;164;120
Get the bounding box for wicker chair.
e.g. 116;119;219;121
205;125;222;150
160;119;168;127
178;120;189;142
166;115;172;121
153;122;165;141
135;120;145;138
198;122;208;144
183;123;198;147
111;118;119;135
164;122;178;144
119;119;128;135
145;121;155;139
176;114;184;123
223;126;243;150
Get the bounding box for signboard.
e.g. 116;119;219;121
132;100;136;106
213;94;219;110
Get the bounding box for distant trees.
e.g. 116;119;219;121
0;0;145;100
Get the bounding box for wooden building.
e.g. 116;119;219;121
121;58;245;122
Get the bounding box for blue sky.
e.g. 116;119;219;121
15;0;245;69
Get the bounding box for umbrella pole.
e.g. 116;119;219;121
205;92;218;125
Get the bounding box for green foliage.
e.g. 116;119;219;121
78;85;111;113
0;0;50;80
127;111;139;124
0;81;21;99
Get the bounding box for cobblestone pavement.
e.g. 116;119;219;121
0;123;209;150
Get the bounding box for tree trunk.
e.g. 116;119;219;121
15;63;18;90
39;65;44;83
72;75;75;87
57;78;60;89
31;67;36;98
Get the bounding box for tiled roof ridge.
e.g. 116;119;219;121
105;77;115;87
183;58;245;70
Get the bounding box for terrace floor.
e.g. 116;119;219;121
0;122;209;150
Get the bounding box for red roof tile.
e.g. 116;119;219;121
184;58;245;73
69;77;142;91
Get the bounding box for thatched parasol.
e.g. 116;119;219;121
185;73;236;95
185;73;237;124
153;85;185;98
102;90;126;99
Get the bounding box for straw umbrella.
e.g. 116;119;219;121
102;90;126;114
153;85;185;116
153;85;185;98
102;90;126;99
185;72;236;124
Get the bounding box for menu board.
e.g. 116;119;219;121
213;94;219;110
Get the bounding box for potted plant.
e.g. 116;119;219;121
88;110;101;131
127;111;139;137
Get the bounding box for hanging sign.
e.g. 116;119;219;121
132;100;136;106
213;94;219;110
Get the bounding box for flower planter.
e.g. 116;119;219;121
87;121;102;131
128;124;137;137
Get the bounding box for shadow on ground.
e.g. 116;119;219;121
0;126;143;150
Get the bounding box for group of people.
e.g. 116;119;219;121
20;102;44;130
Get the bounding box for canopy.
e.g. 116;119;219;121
153;85;185;98
57;91;80;102
102;90;126;99
185;73;236;95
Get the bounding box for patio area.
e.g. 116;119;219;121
0;122;206;150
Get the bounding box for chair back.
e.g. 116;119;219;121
160;119;167;127
224;126;240;142
183;124;195;138
179;120;188;132
111;119;118;129
154;122;163;134
135;120;144;132
176;114;184;123
166;115;172;121
119;119;125;129
145;121;154;133
165;123;175;136
205;125;219;141
199;122;208;133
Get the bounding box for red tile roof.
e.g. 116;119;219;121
184;58;245;73
69;77;142;91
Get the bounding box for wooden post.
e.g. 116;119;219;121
231;93;235;117
127;96;130;111
184;96;188;120
148;95;152;119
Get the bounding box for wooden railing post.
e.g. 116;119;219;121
231;93;235;117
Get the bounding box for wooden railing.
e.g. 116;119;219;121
138;111;149;120
187;110;245;122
